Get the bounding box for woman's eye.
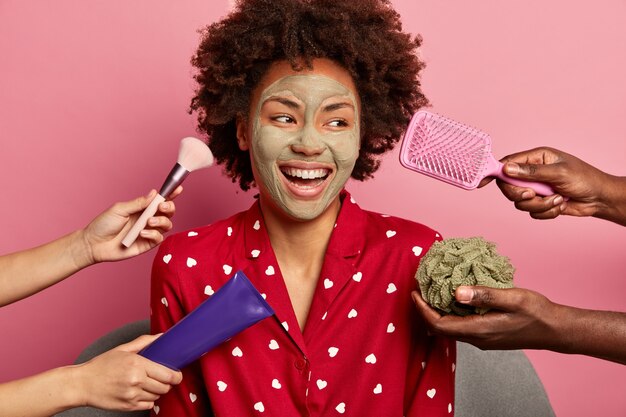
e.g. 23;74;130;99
273;115;295;124
327;119;348;128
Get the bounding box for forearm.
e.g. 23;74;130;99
594;175;626;227
550;304;626;364
0;366;82;417
0;229;92;307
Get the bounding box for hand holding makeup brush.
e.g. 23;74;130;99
121;137;214;247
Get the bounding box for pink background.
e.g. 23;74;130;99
1;1;624;415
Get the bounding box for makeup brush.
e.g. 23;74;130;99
121;137;214;248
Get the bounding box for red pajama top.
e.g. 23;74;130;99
150;191;455;416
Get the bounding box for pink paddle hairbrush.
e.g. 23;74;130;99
399;111;555;196
121;137;214;248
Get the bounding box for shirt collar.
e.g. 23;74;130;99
243;189;366;260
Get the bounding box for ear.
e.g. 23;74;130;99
236;116;249;151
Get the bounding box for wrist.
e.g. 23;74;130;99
55;365;87;409
594;175;626;226
70;229;96;270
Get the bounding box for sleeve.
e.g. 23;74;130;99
405;334;456;416
405;228;455;416
149;236;213;417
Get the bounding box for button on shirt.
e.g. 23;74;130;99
150;191;456;416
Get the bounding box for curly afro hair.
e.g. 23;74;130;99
190;0;428;191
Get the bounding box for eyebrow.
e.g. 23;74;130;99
263;96;302;110
322;102;355;113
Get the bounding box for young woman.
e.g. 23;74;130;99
150;1;455;415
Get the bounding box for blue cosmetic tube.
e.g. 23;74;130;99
140;271;274;370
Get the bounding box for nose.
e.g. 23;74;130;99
290;125;325;156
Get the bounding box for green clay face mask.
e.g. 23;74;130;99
250;74;360;220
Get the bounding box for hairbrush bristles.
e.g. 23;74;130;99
400;110;556;196
401;112;492;189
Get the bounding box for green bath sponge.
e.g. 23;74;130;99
416;237;515;316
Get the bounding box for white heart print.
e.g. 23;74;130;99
387;323;395;333
281;321;289;331
223;264;232;275
188;231;198;237
352;271;362;282
317;379;328;390
268;340;279;350
324;278;333;289
189;393;197;403
348;309;358;318
227;226;233;236
336;403;346;414
265;265;275;276
412;246;423;256
153;405;160;414
162;254;172;264
386;283;397;294
373;384;382;394
253;220;261;230
217;381;227;392
251;249;260;258
271;379;281;389
365;353;377;364
328;347;339;358
232;347;243;357
386;230;396;238
204;285;214;296
187;257;197;268
254;401;264;412
427;388;436;399
160;297;168;307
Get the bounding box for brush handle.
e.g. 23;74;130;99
121;194;166;248
490;159;556;197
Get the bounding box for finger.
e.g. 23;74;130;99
411;291;443;324
513;195;564;219
113;190;158;218
117;334;161;353
502;160;566;185
157;200;176;218
139;229;164;244
496;180;537;202
477;176;495;189
455;286;521;311
140;377;177;396
147;216;173;232
145;363;183;385
167;185;183;200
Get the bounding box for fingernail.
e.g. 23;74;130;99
148;218;158;226
505;162;520;175
553;195;564;205
456;287;473;303
521;191;533;199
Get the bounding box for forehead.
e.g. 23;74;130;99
251;58;359;107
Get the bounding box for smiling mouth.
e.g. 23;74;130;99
280;167;331;189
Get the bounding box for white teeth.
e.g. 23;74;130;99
282;167;328;179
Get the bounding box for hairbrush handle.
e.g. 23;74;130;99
491;159;556;197
121;194;166;248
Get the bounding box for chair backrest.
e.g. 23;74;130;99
56;320;554;417
455;342;555;417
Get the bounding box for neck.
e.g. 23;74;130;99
260;195;341;264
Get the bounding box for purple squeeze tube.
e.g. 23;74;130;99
140;271;274;370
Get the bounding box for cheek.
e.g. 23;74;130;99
327;131;360;165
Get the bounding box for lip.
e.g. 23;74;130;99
277;161;335;199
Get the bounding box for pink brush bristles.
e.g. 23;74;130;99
399;111;555;196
